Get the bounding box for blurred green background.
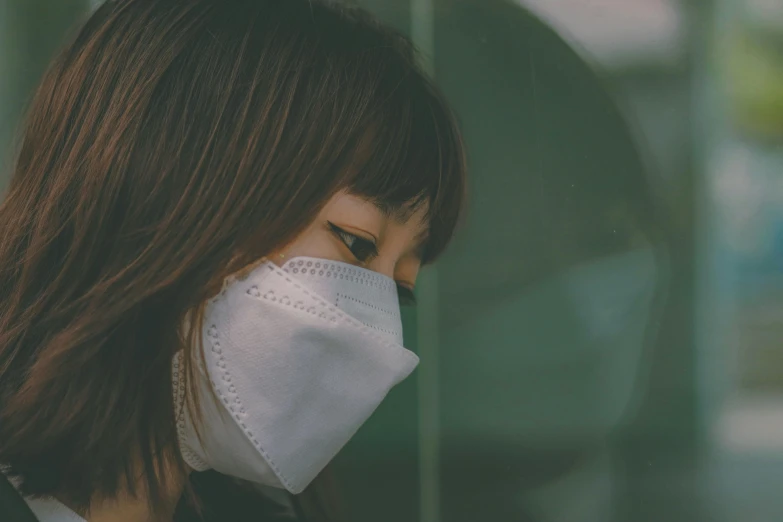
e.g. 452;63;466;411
3;1;783;522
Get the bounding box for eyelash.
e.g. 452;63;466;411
327;222;378;263
327;221;417;307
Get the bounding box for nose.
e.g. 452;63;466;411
368;257;397;280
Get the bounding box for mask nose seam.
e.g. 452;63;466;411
336;292;400;318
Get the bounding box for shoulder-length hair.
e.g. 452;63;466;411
0;0;465;513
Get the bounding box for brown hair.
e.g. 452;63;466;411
0;0;465;516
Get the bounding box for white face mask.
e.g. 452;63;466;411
173;257;417;493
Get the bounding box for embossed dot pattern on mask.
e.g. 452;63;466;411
282;256;404;345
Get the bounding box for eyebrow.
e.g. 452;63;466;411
368;192;435;220
370;199;420;223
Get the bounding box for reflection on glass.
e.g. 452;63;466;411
432;2;668;521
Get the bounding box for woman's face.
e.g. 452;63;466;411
271;190;429;300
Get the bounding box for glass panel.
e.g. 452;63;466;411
351;1;692;521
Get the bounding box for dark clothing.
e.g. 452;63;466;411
175;471;301;522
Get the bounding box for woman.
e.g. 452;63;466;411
0;1;466;521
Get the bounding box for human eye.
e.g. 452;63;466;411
327;221;379;263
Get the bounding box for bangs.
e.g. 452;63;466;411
346;74;466;264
